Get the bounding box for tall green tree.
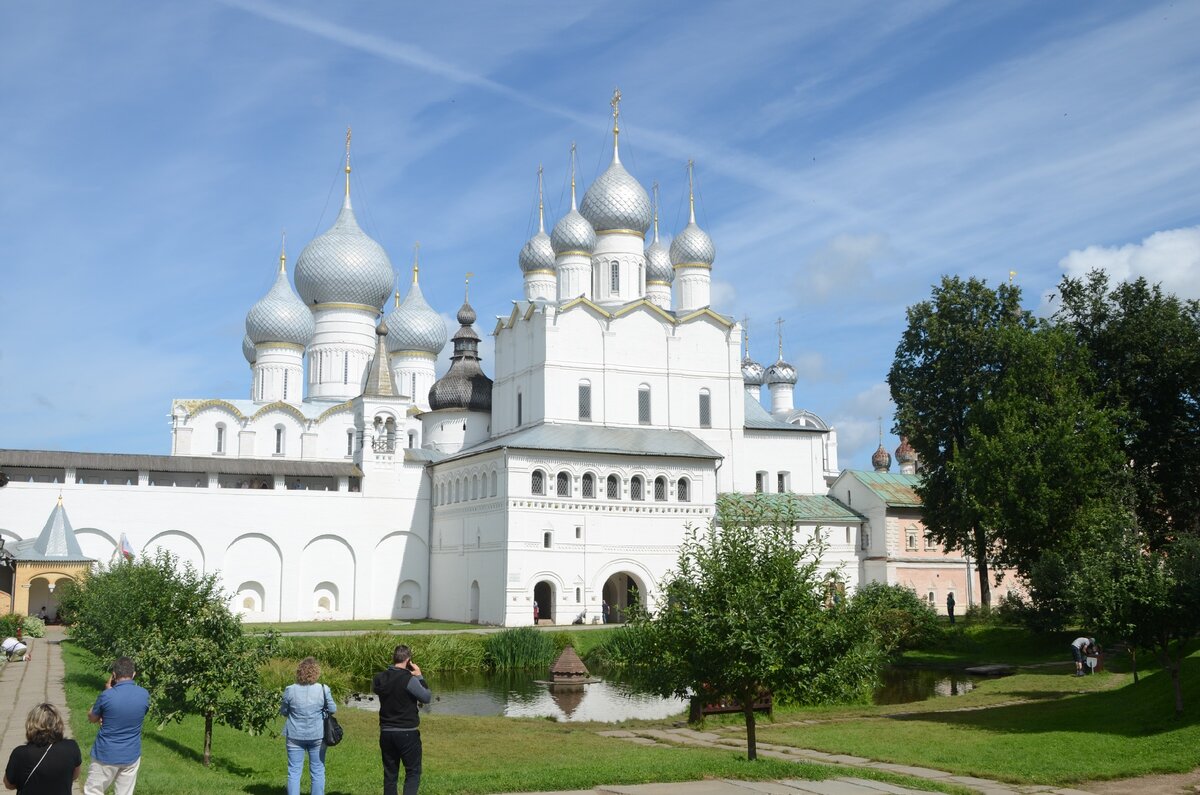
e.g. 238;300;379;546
888;276;1033;606
631;494;884;760
60;551;278;765
1055;271;1200;544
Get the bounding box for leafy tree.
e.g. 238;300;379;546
845;582;939;654
1072;530;1200;713
59;550;278;765
1055;271;1200;545
630;493;884;760
888;276;1033;606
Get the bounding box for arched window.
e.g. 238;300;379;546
677;478;690;502
531;470;545;495
654;476;667;501
582;473;595;498
606;474;620;499
543;531;553;549
755;471;766;493
408;431;416;448
215;424;225;454
346;429;355;456
472;474;479;500
575;587;582;602
343;353;349;384
631;475;645;501
698;389;712;428
283;370;289;401
274;426;285;455
490;471;498;497
638;385;651;425
556;471;571;497
517;391;523;426
578;380;592;421
610;260;620;292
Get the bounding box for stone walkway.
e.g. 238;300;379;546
0;627;73;767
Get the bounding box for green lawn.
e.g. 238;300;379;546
750;659;1200;785
901;623;1081;667
244;619;482;634
62;642;955;795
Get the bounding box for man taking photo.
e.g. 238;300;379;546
373;644;431;795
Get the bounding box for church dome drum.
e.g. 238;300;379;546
245;268;316;346
295;205;395;309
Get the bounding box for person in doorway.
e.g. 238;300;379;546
38;606;49;621
946;592;956;625
533;602;539;624
3;703;82;794
2;636;30;662
280;657;336;795
1070;636;1095;677
84;657;149;795
373;645;432;795
601;599;610;624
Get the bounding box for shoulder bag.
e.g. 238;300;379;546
322;685;343;747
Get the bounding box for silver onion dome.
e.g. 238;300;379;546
386;279;448;355
242;333;257;364
645;238;673;284
551;209;596;256
518;230;556;274
741;356;764;386
764;358;797;385
295;203;395;309
580;161;652;234
246;268;315;347
669;221;716;268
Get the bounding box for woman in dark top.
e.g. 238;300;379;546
3;703;82;794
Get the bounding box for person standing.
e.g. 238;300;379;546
601;600;610;624
373;645;431;795
946;592;956;625
84;657;149;795
280;656;337;795
1070;636;1095;677
3;703;82;793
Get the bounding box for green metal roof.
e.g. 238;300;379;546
847;470;923;508
732;492;864;523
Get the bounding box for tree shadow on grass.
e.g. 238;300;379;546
245;786;357;795
144;732;257;778
889;657;1200;737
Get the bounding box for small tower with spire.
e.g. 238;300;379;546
764;317;798;416
384;243;448;411
553;143;596;303
671;160;716;312
871;420;892;473
520;166;556;303
424;274;494;454
580;89;652;309
740;318;765;402
644;182;673;310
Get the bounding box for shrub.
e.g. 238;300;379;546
0;614;25;638
847;582;941;653
22;615;46;638
482;627;556;670
583;625;650;669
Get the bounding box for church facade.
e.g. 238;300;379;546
0;98;992;625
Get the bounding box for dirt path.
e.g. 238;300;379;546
1083;769;1200;795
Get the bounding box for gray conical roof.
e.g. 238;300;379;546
363;321;398;398
13;499;92;562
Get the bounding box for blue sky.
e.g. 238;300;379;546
2;1;1199;470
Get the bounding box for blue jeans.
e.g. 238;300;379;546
287;738;326;795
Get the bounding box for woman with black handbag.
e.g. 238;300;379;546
280;657;337;795
3;703;81;794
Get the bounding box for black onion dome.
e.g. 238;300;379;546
428;298;492;412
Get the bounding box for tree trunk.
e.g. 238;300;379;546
974;529;991;609
1129;645;1138;684
1159;646;1184;716
203;712;213;767
742;692;757;761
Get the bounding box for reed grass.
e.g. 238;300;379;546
482;627;557;670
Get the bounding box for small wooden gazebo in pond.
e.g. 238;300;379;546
549;645;591;683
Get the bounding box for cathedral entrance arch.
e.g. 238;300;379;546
533;581;554;624
602;572;644;624
469;581;480;624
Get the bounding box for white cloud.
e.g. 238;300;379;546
1057;225;1200;300
800;233;892;303
827;382;897;469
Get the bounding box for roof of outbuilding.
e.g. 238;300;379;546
0;449;363;478
438;422;721;465
845;470;923;508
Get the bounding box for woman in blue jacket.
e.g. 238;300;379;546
280;656;337;795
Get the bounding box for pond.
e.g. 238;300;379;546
346;666;988;722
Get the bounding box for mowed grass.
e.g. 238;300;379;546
752;658;1200;785
62;641;956;795
244;618;481;634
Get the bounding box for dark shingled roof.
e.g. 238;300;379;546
0;449;363;478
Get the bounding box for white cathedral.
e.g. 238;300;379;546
1;97;971;626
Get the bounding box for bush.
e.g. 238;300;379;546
22;615;46;638
583;626;650;669
0;614;25;638
847;582;941;653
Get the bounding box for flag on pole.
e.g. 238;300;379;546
111;533;136;564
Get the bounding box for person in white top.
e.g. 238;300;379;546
2;636;30;662
1071;636;1094;676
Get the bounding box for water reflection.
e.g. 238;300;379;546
348;670;687;723
873;667;982;705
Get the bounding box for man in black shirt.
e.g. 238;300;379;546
373;644;432;795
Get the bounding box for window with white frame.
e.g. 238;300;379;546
638;385;651;425
274;426;285;455
283;370;289;401
677;478;690;502
906;527;918;551
610;260;620;292
215;424;225;454
606;474;620;499
556;471;571;497
346;429;354;456
654;476;667;501
631;475;645;501
543;531;552;549
343;353;349;385
699;389;712;428
582;473;595;498
755;471;766;493
531;469;545;495
517;392;523;426
777;471;790;493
